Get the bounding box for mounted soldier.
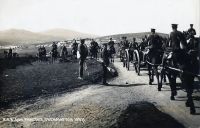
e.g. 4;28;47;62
120;36;129;49
147;28;162;50
168;24;187;63
187;24;196;39
161;24;196;114
119;36;129;61
108;38;116;62
139;38;147;51
146;28;163;89
129;37;138;61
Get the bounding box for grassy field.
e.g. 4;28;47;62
0;58;109;109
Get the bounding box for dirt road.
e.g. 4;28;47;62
0;59;200;128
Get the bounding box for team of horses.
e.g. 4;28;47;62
122;33;200;114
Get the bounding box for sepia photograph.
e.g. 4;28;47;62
0;0;200;127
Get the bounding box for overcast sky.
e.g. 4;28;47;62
0;0;199;36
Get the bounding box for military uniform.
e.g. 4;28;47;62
129;40;138;50
108;40;114;47
120;37;129;49
169;29;186;51
147;33;162;50
72;41;78;58
188;24;196;38
8;48;12;59
78;39;88;78
102;44;110;85
139;39;148;51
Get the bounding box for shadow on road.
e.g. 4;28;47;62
112;102;185;128
105;83;146;87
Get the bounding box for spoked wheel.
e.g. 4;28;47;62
125;49;130;70
119;50;124;62
133;50;140;75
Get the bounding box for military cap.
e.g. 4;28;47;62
171;24;178;28
151;28;155;32
80;39;85;43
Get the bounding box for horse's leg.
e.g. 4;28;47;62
168;73;177;100
155;66;161;91
151;66;154;82
163;71;167;82
183;74;196;114
148;64;153;85
160;68;166;90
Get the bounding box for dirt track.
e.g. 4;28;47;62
0;59;200;128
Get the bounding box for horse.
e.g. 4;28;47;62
161;47;198;114
160;33;199;114
146;46;164;90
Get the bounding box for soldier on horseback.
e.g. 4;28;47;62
129;37;138;61
146;28;163;88
120;36;129;49
161;24;196;114
139;38;147;51
119;36;129;61
147;29;162;50
108;38;116;62
187;24;196;39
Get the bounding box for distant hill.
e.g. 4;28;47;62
0;29;97;46
96;32;169;42
41;28;97;40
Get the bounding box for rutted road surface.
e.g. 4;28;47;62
0;60;200;128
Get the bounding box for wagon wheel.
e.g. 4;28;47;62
125;49;130;70
120;50;123;62
122;51;126;67
133;49;140;75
